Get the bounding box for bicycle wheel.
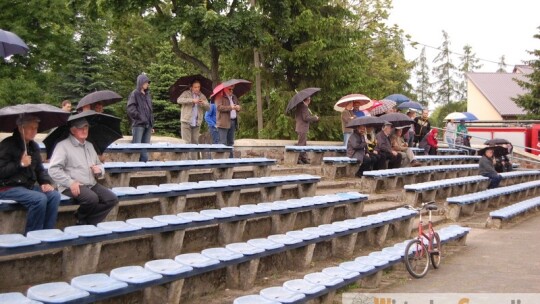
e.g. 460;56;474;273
404;238;429;278
430;232;442;269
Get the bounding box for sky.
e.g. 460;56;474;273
387;0;540;73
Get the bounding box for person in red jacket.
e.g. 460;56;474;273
419;128;438;155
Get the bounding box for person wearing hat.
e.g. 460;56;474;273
347;125;376;177
479;146;503;189
127;73;154;162
48;118;118;225
375;121;402;169
0;115;61;233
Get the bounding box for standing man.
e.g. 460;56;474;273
375;122;402;169
405;109;417;147
48;118;118;225
127;73;154;162
216;85;241;157
61;100;72;113
414;109;431;146
177;80;210;145
295;96;319;164
0;115;61;233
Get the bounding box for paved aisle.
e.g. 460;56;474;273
383;215;540;293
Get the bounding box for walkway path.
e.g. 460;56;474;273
382;215;540;293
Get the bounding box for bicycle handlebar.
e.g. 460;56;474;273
404;201;437;212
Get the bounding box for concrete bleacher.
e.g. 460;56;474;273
486;197;540;229
0;175;320;234
43;158;277;187
284;145;467;166
37;142;234;162
446;180;540;221
2;137;527;303
413;155;480;166
403;170;540;206
0;205;421;302
362;164;479;192
233;225;471;304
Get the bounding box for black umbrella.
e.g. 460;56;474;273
484;138;511;146
379;113;413;127
0;104;70;132
221;79;252;98
169;74;213;102
285;88;321;113
478;145;508;158
346;116;385;128
43;111;122;159
76;90;123;111
0;29;29;58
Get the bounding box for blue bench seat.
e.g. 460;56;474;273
446;180;540;220
487;197;540;228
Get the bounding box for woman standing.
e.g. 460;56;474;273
341;102;355;145
444;119;457;148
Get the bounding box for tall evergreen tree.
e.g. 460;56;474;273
432;30;460;104
57;15;111;100
497;55;508;73
513;27;540;118
413;47;433;106
457;44;483;101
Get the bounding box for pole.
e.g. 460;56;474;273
251;0;263;136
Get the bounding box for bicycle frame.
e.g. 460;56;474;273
417;208;436;252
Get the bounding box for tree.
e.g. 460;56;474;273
513;27;540;118
430;101;467;128
432;30;460;104
413;47;434;106
496;55;508;73
457;44;483;101
56;15;112;101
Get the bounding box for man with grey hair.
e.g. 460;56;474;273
0;115;61;233
48;118;118;225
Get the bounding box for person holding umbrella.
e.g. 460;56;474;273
127;74;154;162
375;122;402;169
295;95;319;164
341;102;355;145
478;146;503;189
177;80;210;147
48;117;119;225
0;115;61;233
346;116;384;177
216;85;241;157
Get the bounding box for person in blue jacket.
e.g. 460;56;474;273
205;94;220;144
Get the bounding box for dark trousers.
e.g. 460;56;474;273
296;132;308;161
63;183;118;225
386;152;402;169
218;119;237;158
482;173;503;189
356;154;375;176
372;152;386;170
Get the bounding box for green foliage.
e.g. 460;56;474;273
432;31;460;104
429;101;467;128
513;27;540;119
152;99;181;137
414;47;434;106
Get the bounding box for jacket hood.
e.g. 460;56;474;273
137;74;151;91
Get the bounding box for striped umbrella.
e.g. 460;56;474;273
369;99;396;116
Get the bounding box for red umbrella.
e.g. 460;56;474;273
210;83;225;99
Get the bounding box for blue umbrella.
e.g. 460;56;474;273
0;29;29;58
384;94;410;104
462;112;479;121
396;101;423;111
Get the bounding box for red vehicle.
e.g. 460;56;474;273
466;121;540;155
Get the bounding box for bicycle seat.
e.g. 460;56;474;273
426;205;438;211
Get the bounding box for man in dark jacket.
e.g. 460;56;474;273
0;115;61;233
375;122;402;169
414;109;431;146
295;97;319;164
479;147;502;189
127;73;154;162
347;125;375;177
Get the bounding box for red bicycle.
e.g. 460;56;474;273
403;202;442;278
